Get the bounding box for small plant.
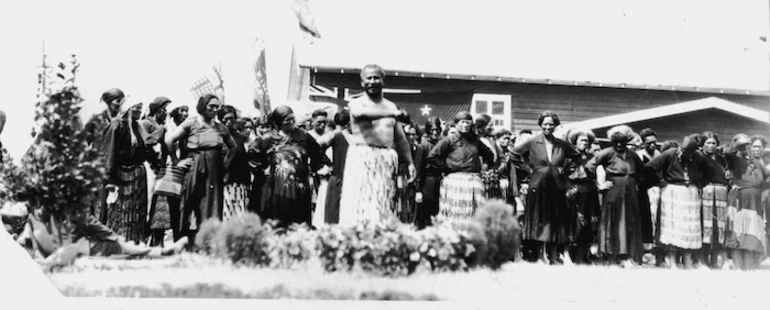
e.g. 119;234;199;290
472;199;522;269
214;213;271;266
196;218;222;255
266;222;316;269
452;219;488;268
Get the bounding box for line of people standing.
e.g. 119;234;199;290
83;65;770;270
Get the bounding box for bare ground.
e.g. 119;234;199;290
44;253;770;306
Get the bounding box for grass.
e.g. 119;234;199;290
45;253;770;304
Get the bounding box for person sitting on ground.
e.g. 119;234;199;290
15;206;187;269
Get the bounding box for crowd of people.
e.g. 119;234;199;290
5;64;769;271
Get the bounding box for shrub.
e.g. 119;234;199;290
316;217;477;276
368;218;423;276
214;213;271;266
195;218;222;255
417;221;475;272
266;222;316;269
0;55;105;217
472;199;522;269
316;224;353;272
452;219;488;268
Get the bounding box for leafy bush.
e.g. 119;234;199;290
195;218;222;255
266;222;316;269
0;55;104;218
416;221;476;272
315;217;478;276
451;219;488;268
197;210;516;275
472;199;522;269
213;213;271;266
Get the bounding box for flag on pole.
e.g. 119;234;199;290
190;66;225;103
252;38;271;115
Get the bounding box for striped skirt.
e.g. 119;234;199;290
103;165;148;244
725;187;767;254
338;145;398;226
223;183;249;222
658;184;702;250
439;172;485;223
701;184;728;246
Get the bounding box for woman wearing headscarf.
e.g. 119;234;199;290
414;117;443;228
564;128;600;265
427;111;495;223
512;111;580;264
475;114;503;200
165;94;237;247
97;100;154;244
219;105;250;221
646;133;719;269
724;134;769;270
585;127;645;267
248;105;327;226
698;131;730;269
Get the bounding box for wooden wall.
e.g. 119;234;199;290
312;72;769;136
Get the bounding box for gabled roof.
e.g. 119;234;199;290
565;97;770;130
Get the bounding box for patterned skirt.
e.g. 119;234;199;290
658;184;702;250
103;165;148;244
223;183;249;222
338;145;398;226
439;172;485;223
701;184;728;246
481;170;503;200
725;187;766;254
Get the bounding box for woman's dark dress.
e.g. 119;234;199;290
249;128;324;226
512;133;580;243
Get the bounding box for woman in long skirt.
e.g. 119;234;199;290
98;101;151;244
698;131;731;268
414;117;444;228
512;111;580;264
219;106;250;221
647;134;721;269
565;128;601;265
248;106;326;227
427;112;494;223
724;134;768;270
475;114;503;200
586;127;644;267
165;94;237;247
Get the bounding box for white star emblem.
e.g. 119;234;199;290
420;105;432;116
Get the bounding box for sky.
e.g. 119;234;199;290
1;0;768;161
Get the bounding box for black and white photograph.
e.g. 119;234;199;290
1;0;769;308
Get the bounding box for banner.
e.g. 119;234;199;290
252;38;271;115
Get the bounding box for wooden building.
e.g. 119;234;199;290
303;65;769;143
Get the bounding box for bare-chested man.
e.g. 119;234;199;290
338;64;415;226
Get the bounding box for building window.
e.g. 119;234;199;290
470;94;512;130
492;101;505;115
475;100;487;114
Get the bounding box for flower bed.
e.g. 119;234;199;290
194;200;521;276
